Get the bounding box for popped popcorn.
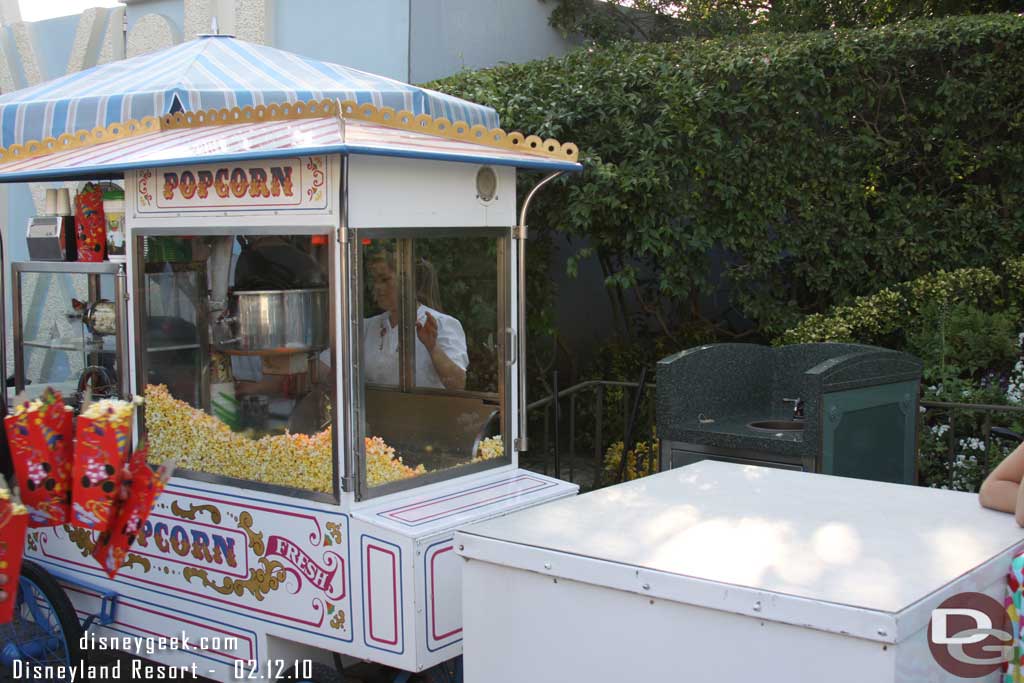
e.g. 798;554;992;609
473;435;504;463
365;435;425;486
81;397;137;422
144;385;435;491
144;384;333;493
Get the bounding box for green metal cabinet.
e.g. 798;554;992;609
820;380;919;485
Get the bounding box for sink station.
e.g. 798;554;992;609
656;343;923;483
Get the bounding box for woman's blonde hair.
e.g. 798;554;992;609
368;249;443;312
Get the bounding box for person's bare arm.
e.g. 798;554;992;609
979;441;1024;525
428;345;467;390
416;312;467;390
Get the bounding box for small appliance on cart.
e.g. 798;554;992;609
0;34;581;682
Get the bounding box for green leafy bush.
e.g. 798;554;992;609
778;257;1024;349
544;0;1021;43
906;303;1018;385
602;433;658;484
432;14;1024;345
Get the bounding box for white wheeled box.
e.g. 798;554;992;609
455;461;1024;683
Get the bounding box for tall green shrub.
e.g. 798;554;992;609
432;14;1024;343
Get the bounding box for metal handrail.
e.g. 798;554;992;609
527;379;655;410
921;399;1024;413
918;398;1024;489
526;378;657;487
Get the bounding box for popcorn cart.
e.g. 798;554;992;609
0;35;580;682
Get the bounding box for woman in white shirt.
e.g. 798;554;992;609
364;252;468;390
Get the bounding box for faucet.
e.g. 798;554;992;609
782;397;805;420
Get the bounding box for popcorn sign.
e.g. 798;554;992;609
162;165;294;202
146;156;328;212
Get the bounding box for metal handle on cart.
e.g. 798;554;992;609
506;328;517;367
514;171;562;453
114;267;131;399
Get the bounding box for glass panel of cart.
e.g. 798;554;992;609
10;263;125;409
137;233;336;495
359;233;507;494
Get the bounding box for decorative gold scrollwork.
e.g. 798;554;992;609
122;553;151;572
0;116;161;164
67;526;97;556
183;557;286;601
237;511;265;556
330;611;346;630
170;501;222;524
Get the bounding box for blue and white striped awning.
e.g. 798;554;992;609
0;115;580;182
0;35;499;149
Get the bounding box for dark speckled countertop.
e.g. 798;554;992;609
657;343;923;458
668;412;808;457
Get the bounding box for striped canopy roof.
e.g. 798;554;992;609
0;35;500;150
0;113;579;182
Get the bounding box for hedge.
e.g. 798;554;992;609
777;256;1024;346
431;14;1024;342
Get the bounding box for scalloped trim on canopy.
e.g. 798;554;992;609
0;98;579;166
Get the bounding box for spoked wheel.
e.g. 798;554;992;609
418;656;463;683
0;561;83;681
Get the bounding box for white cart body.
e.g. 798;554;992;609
456;461;1024;683
0;36;581;681
19;151;577;679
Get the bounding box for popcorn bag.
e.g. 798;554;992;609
92;444;172;579
4;390;74;527
74;184;106;262
71;399;136;530
38;389;74;494
0;478;29;624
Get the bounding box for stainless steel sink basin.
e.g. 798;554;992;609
747;420;805;432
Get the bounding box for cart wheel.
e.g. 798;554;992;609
418;656;463;683
278;661;344;683
0;560;84;680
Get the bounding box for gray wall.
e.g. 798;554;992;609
410;0;575;84
126;0;184;32
120;1;576;84
273;0;410;81
25;15;81;82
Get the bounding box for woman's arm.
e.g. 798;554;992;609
979;440;1024;525
428;345;467;390
416;311;467;390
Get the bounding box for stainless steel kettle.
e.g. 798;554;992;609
71;298;117;336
